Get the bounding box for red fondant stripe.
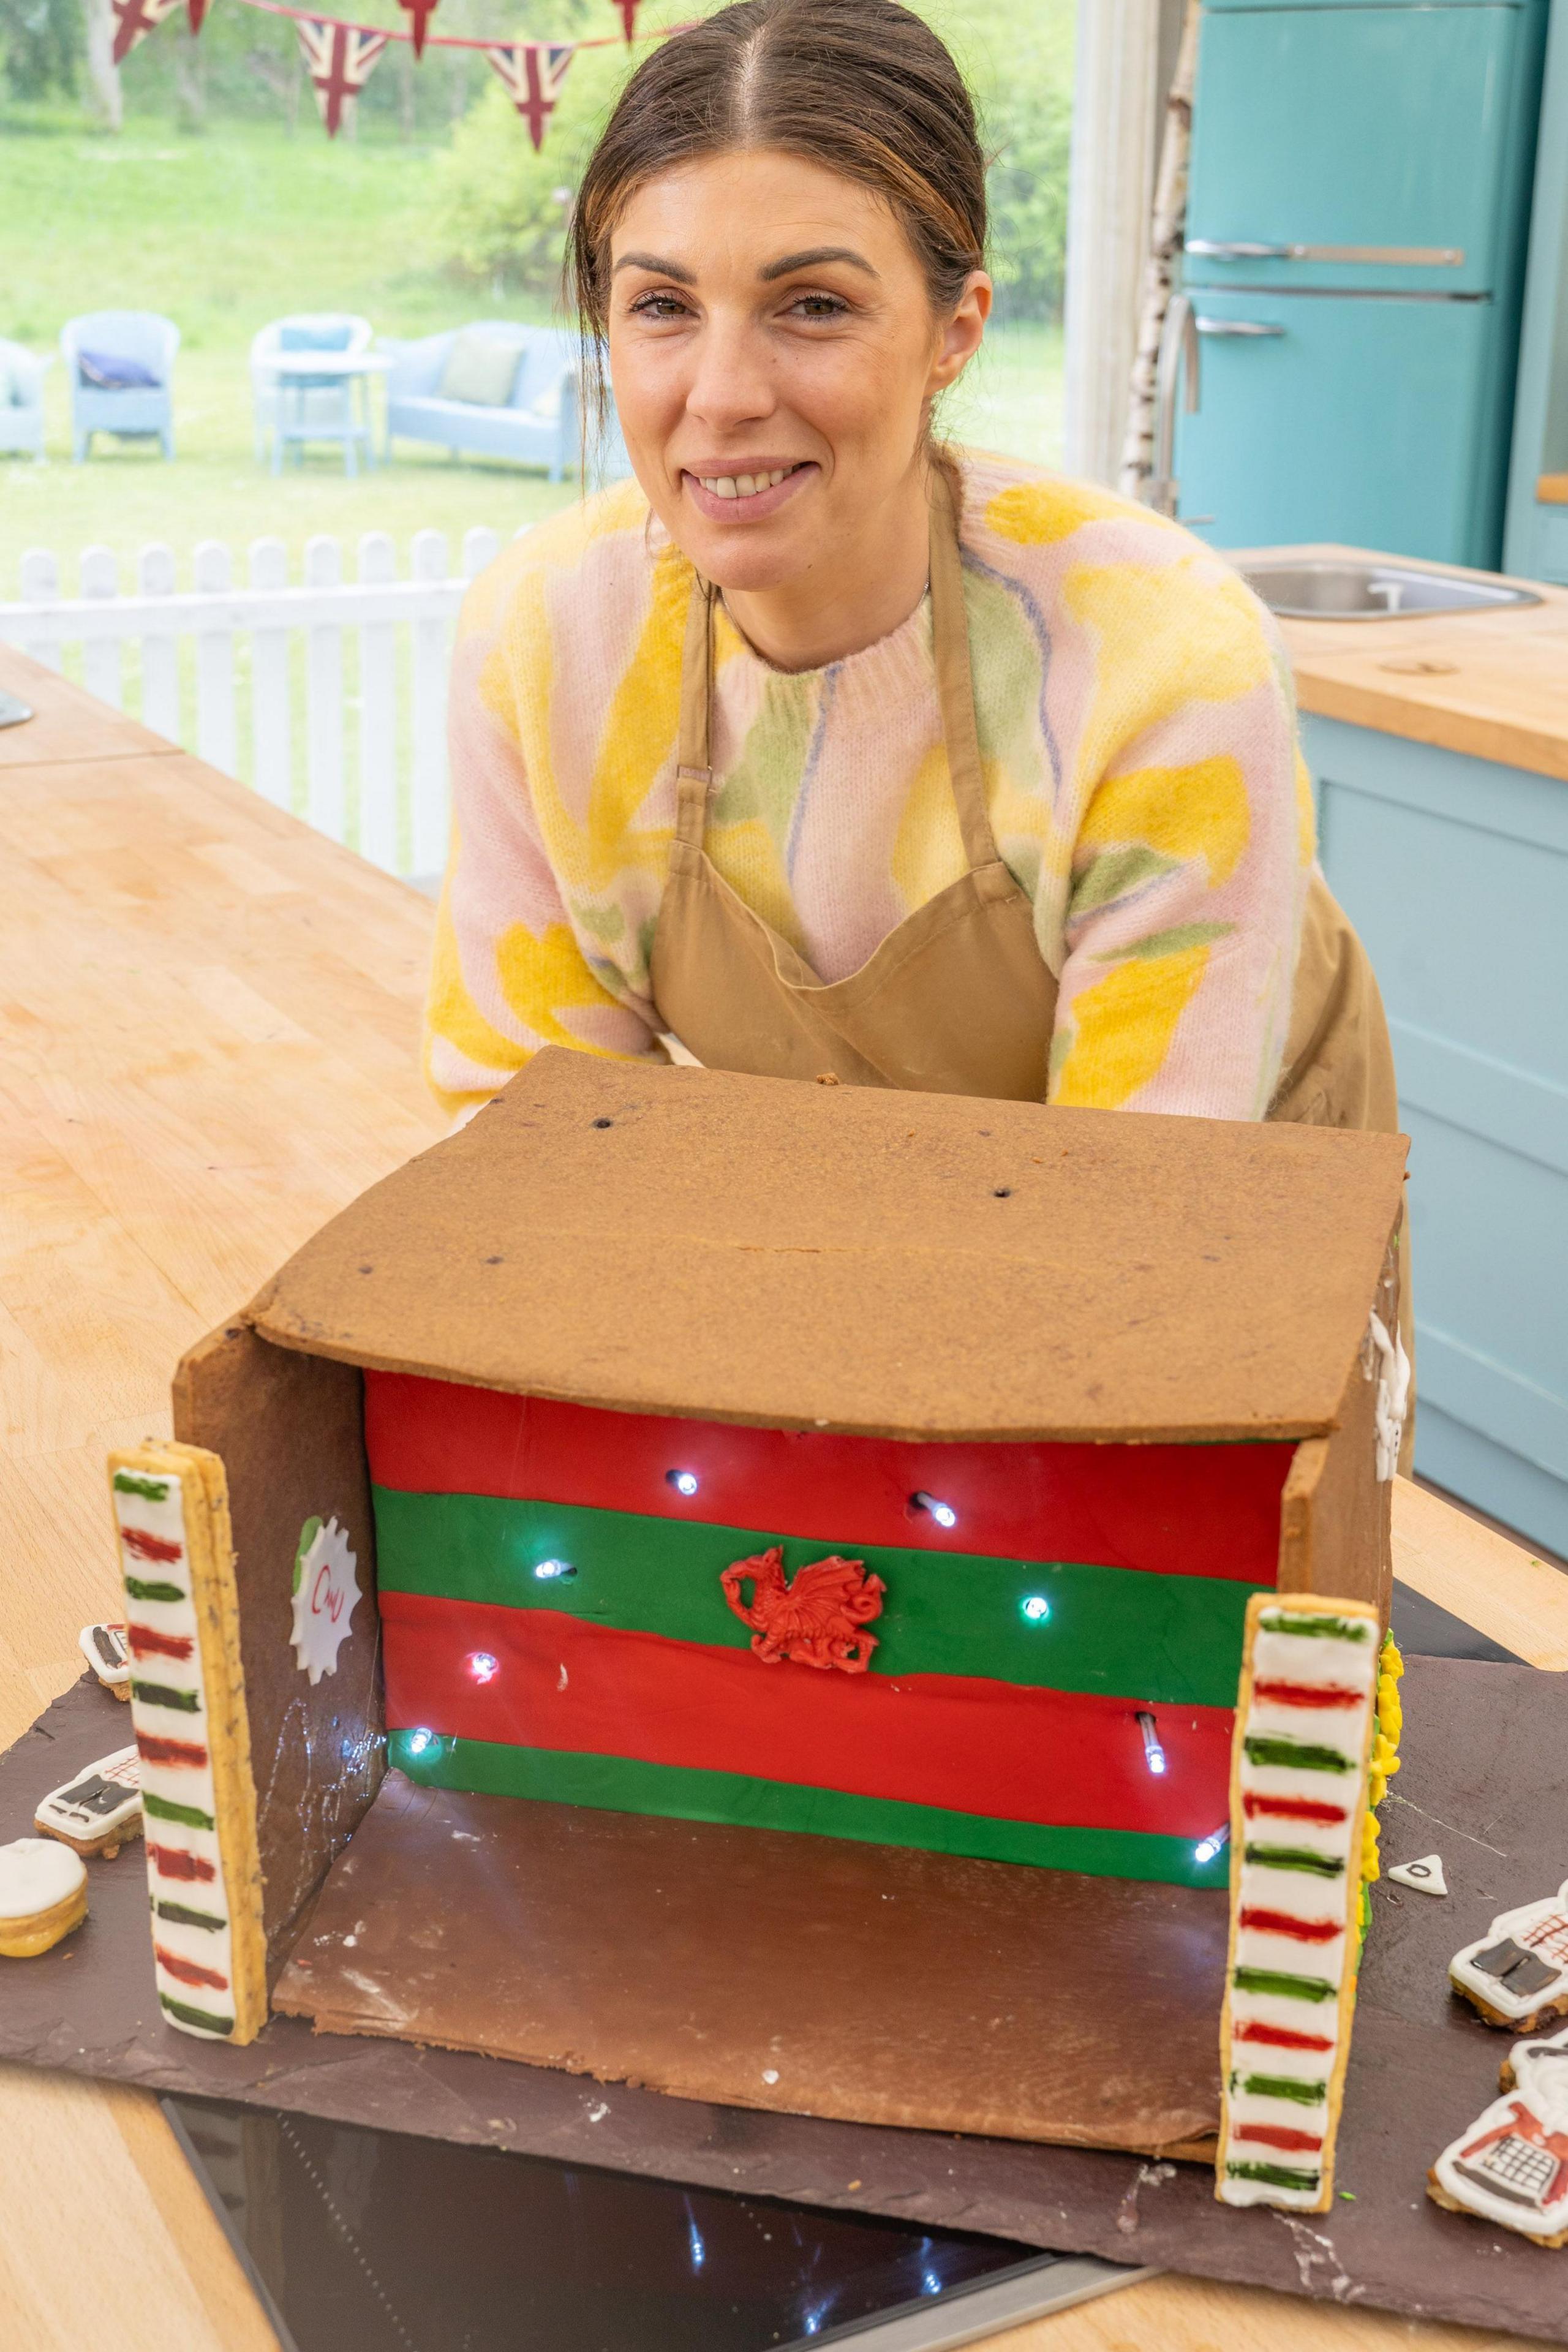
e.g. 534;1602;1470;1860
1234;2021;1335;2053
1232;2125;1324;2154
154;1943;228;1991
1238;1907;1343;1944
123;1525;183;1564
149;1845;215;1882
127;1624;194;1662
364;1370;1289;1584
1252;1681;1362;1709
380;1590;1233;1834
1242;1794;1348;1826
136;1733;209;1768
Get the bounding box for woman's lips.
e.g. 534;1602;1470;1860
681;462;816;523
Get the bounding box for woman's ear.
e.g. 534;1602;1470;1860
929;270;992;396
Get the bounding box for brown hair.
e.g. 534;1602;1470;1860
568;0;987;422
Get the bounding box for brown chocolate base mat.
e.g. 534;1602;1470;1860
3;1660;1568;2341
273;1776;1225;2158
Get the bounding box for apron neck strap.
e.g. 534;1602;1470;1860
673;458;998;867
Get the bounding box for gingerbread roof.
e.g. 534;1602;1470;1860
247;1049;1408;1444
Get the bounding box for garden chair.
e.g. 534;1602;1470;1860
0;340;51;461
251;314;375;475
61;311;179;461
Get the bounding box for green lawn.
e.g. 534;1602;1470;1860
0;116;1063;597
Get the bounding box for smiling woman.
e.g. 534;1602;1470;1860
425;0;1398;1161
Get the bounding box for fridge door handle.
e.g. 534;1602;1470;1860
1194;317;1286;338
1185;239;1292;260
1186;238;1463;267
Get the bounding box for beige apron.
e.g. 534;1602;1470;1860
650;462;1398;1147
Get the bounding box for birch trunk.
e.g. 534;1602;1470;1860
82;0;123;130
1118;0;1202;499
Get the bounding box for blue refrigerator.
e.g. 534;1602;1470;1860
1175;0;1550;566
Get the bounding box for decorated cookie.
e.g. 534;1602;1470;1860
1429;2023;1568;2246
1389;1854;1447;1898
1451;1881;1568;2031
1215;1594;1382;2213
79;1622;130;1697
35;1744;141;1858
108;1444;268;2044
0;1838;89;1958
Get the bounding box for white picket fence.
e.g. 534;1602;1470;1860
0;526;511;881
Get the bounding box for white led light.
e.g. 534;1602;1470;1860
405;1728;433;1757
911;1490;957;1529
667;1469;700;1497
1136;1709;1167;1776
469;1651;499;1684
1194;1824;1230;1866
533;1558;575;1581
1021;1595;1052;1624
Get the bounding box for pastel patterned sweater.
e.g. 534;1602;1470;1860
426;449;1314;1119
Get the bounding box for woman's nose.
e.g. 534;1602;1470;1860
683;318;776;432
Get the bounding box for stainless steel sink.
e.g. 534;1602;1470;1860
1240;559;1542;620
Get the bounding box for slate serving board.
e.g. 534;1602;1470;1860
2;1657;1566;2342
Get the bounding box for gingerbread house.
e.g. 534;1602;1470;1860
110;1050;1408;2189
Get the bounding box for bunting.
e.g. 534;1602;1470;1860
187;0;212;31
294;15;391;135
609;0;638;38
111;0;181;65
484;40;575;150
396;0;437;58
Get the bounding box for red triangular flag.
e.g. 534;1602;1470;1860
398;0;438;59
110;0;179;66
186;0;210;32
484;41;575;150
611;0;637;40
294;16;390;137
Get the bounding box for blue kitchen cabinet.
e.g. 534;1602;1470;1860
1178;0;1550;567
1303;712;1568;1556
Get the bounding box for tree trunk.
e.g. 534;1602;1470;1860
81;0;123;130
1118;0;1202;500
175;26;207;129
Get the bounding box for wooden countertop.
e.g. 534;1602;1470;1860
1230;541;1568;784
1;641;1561;2352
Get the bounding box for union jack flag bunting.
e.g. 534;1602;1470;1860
295;17;391;137
397;0;439;59
110;0;179;66
483;41;576;151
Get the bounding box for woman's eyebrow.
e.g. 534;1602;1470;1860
760;246;879;281
612;252;697;282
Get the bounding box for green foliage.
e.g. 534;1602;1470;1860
0;0;80;101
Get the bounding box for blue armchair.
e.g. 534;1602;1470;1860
0;341;50;461
381;322;586;478
61;311;179;461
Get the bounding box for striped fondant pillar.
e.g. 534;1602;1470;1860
366;1373;1295;1888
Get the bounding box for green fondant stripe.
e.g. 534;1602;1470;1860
144;1792;216;1831
154;1900;227;1932
132;1680;200;1713
159;1992;234;2034
125;1577;186;1604
1232;2073;1327;2106
113;1472;170;1500
1243;1845;1346;1878
1259;1613;1368;1643
1232;1967;1336;2003
1226;2162;1320;2192
371;1488;1258;1708
1243;1738;1351;1774
386;1731;1232;1888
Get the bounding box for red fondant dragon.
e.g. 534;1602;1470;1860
720;1545;885;1673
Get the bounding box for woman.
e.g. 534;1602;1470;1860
426;0;1395;1139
